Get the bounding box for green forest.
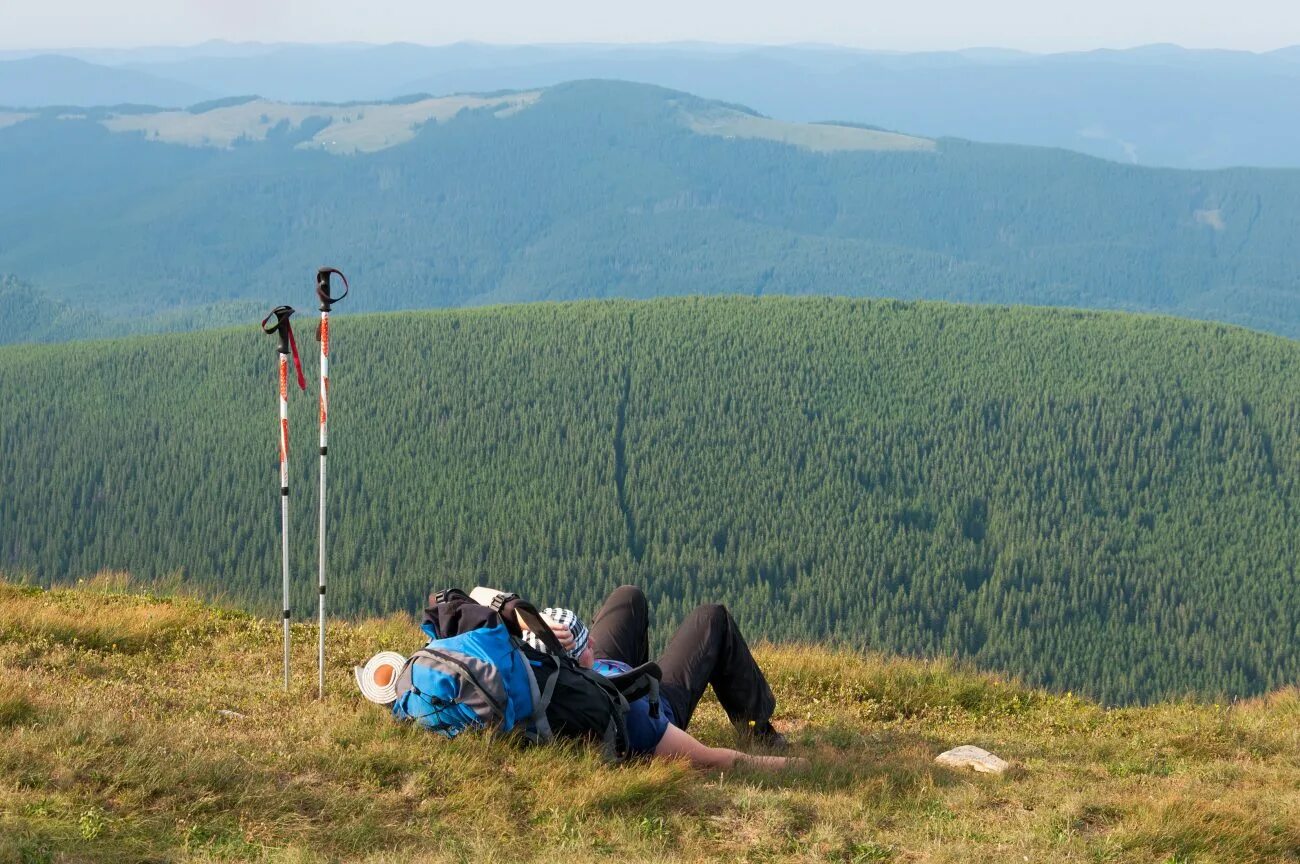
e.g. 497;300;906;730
4;80;1300;342
2;296;1298;705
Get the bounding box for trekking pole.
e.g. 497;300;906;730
262;305;306;690
315;267;349;700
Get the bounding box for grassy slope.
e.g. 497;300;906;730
1;578;1296;863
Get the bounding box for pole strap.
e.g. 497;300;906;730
286;324;306;391
261;306;307;391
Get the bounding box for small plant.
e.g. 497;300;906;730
78;807;108;840
842;839;894;861
637;814;670;841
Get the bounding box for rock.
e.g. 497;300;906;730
215;709;247;720
935;745;1009;774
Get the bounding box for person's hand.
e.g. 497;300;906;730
547;618;576;651
516;610;576;651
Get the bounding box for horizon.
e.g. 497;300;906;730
6;0;1300;54
5;36;1300;58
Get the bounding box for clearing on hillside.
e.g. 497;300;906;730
0;112;32;130
101;91;542;153
683;104;936;152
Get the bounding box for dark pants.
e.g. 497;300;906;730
587;585;776;730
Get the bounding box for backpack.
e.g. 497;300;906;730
391;588;661;761
516;640;663;761
390;594;543;739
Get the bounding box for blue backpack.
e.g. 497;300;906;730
388;589;661;760
390;612;547;740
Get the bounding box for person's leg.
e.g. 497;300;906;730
656;604;776;732
587;585;650;666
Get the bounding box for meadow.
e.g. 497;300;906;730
1;577;1296;862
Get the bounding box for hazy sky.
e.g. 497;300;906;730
3;0;1298;52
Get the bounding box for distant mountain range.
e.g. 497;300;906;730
0;55;214;109
4;41;1300;168
3;79;1299;345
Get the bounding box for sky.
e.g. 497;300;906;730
2;0;1298;52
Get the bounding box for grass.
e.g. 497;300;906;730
100;93;541;154
684;107;936;153
1;577;1297;863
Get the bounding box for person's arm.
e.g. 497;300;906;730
653;724;805;771
468;588;575;651
515;610;576;652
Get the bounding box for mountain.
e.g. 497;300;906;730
12;41;1300;167
0;55;212;108
3;578;1296;862
387;43;1300;168
0;276;106;342
0;275;264;344
3;297;1299;705
2;80;1300;343
0;39;298;65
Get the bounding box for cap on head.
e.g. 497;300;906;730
523;607;589;660
354;651;407;704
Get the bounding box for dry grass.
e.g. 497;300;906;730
683;107;936;153
100;92;541;154
1;578;1297;863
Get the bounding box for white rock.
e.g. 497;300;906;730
215;709;247;720
935;745;1009;774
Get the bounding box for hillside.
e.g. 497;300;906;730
4;80;1300;341
8;42;1300;167
0;277;264;344
0;55;213;108
3;297;1300;704
1;579;1297;863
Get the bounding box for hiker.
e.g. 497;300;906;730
518;589;800;771
356;587;802;771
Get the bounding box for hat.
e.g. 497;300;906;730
354;651;407;704
522;607;589;660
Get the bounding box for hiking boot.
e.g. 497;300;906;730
736;719;788;751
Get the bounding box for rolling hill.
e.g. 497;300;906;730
0;54;213;108
3;80;1300;344
8;41;1300;167
3;297;1299;705
2;579;1297;862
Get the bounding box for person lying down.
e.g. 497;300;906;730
355;585;805;771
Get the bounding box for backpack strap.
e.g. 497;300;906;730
523;654;559;744
597;676;632;760
487;592;518;612
605;661;663;719
511;600;569;657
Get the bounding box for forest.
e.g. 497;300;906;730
2;296;1298;705
4;80;1300;342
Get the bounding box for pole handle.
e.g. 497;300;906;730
262;305;296;353
316;267;349;312
262;305;306;390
